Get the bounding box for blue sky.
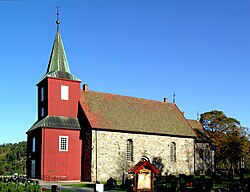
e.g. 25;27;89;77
0;0;249;144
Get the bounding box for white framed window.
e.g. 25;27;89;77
41;107;45;117
61;85;69;100
59;136;68;151
32;137;36;152
41;87;44;102
126;139;133;162
170;142;176;162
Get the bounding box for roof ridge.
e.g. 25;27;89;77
80;89;197;137
172;104;198;136
80;89;174;105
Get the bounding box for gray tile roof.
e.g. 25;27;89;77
27;116;81;133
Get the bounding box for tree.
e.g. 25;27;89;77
244;139;250;169
200;110;249;170
0;141;27;175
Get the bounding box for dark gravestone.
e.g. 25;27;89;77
194;180;204;192
214;174;222;184
205;178;213;192
178;174;186;192
179;174;186;181
187;175;194;188
179;181;186;192
200;175;205;180
157;184;167;192
165;175;171;183
206;168;212;177
106;177;117;188
51;185;59;192
170;180;178;192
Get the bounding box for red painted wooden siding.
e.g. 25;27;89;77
41;128;82;181
47;78;80;118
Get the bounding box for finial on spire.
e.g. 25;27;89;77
173;92;176;103
197;111;200;120
56;6;60;31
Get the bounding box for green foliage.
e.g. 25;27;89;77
200;110;241;133
0;181;40;192
0;141;27;175
200;110;250;170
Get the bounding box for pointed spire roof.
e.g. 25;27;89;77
39;13;80;83
47;31;70;73
39;31;80;82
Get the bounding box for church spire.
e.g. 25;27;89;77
46;31;70;73
40;9;80;82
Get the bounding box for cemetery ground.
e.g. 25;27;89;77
59;171;250;192
1;171;250;191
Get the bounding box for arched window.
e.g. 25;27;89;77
170;142;176;162
126;139;133;162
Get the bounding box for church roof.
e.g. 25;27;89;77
27;116;81;133
187;119;211;142
80;90;197;137
39;31;80;82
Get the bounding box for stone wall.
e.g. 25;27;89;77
195;143;214;173
90;130;195;181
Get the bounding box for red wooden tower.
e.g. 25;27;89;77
26;19;82;181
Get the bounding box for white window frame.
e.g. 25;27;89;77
126;139;133;162
170;142;176;162
32;137;36;152
61;85;69;100
59;136;68;151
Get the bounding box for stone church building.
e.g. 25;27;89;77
26;22;214;182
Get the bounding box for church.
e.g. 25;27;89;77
26;19;214;182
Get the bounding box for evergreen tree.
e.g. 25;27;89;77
0;141;27;175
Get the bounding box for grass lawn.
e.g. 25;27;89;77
62;183;94;188
62;181;127;191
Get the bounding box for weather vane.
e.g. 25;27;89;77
197;111;200;120
173;92;176;103
56;6;60;31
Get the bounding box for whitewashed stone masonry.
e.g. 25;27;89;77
91;130;195;181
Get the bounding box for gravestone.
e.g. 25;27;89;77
51;185;59;192
205;178;213;191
